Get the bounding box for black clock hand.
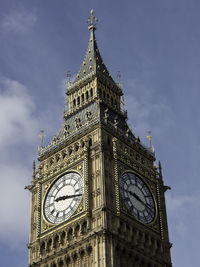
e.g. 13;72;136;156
128;190;142;202
128;191;153;212
55;193;82;202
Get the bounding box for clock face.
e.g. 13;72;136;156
120;172;155;224
44;172;84;224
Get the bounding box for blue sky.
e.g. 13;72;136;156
0;0;199;266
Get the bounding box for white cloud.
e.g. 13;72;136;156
0;76;65;250
1;9;36;33
0;77;39;149
0;163;30;249
0;76;39;248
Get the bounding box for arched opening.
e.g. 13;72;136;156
77;96;80;105
74;224;80;237
67;228;73;241
90;88;93;97
82;94;84;103
68;147;73;155
82;221;87;234
53;235;59;249
89;138;92;147
73;99;76;107
75;144;79;151
60;231;66;245
62;150;67;159
46;239;52;252
40;241;45;255
86;91;89;100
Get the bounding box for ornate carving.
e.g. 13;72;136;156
64;124;70;135
114;115;119;128
42;221;52;231
85;109;92;121
75;117;81;129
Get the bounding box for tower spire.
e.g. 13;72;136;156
68;9;121;93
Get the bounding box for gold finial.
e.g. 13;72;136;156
39;130;45;149
147;130;152;146
87;9;98;31
147;130;155;152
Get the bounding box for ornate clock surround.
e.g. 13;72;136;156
39;142;90;235
112;137;161;235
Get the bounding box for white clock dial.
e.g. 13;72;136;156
44;172;83;224
120;172;155;224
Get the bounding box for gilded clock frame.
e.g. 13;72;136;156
119;169;158;226
40;160;88;234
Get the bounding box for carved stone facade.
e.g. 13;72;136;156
27;10;172;267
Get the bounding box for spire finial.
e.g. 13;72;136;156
87;9;98;31
38;130;45;151
146;130;155;152
147;130;152;147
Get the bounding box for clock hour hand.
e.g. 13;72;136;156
130;191;141;202
128;190;142;202
128;191;153;212
55;193;82;202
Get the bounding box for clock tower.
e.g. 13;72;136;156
27;10;172;267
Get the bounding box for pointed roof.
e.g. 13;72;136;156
68;10;122;95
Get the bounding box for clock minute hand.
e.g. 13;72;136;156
63;193;82;200
55;193;82;202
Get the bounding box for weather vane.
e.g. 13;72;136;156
39;130;45;149
87;9;98;30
